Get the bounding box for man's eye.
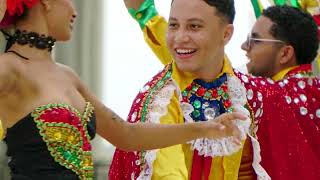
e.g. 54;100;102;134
168;23;178;29
191;24;201;29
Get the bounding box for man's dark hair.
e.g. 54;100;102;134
263;5;319;65
204;0;235;24
171;0;235;24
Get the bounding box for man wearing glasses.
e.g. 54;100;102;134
109;1;320;179
241;6;318;80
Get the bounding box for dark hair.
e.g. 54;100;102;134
262;5;319;64
204;0;235;24
171;0;235;24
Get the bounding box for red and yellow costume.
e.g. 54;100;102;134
109;1;320;179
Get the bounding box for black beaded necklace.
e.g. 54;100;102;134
3;30;56;60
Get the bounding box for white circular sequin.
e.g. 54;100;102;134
310;114;314;119
140;85;150;93
241;75;249;83
283;79;289;84
294;87;298;92
255;108;262;118
267;78;274;84
136;98;141;103
131;112;137;122
135;160;141;166
295;74;303;78
204;108;217;121
300;107;308;116
260;80;266;85
299;94;307;103
298;81;306;89
279;82;285;88
247;89;253;100
257;92;263;101
251;81;256;87
316;109;320;118
285;96;292;104
308;78;313;86
294;98;300;104
253;102;257;108
260;109;264;117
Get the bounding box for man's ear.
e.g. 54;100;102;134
279;45;295;65
223;24;234;45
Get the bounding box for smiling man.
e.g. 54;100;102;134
109;0;320;180
242;6;318;80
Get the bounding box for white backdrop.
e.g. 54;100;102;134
103;0;256;119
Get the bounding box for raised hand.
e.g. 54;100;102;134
124;0;147;10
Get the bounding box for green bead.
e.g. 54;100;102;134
204;91;212;99
74;159;81;166
218;89;224;95
223;93;229;99
57;147;64;153
165;72;171;78
63;151;72;160
182;90;188;97
192;86;199;92
157;81;164;87
193;110;201;118
193;100;202;109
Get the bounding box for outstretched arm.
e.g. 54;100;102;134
124;0;172;65
79;83;244;151
73;71;245;151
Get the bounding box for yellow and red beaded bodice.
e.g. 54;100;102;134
4;102;96;180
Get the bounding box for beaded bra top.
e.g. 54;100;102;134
4;102;96;180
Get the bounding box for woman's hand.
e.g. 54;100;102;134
201;112;247;143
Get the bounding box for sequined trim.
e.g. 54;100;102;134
133;65;173;177
31;102;94;180
140;65;172;123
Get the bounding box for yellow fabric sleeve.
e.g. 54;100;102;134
143;15;173;65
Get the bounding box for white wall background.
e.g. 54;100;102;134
103;0;256;119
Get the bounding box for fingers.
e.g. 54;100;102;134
215;112;247;124
215;114;243;144
208;121;226;130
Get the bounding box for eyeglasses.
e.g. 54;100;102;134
244;34;285;50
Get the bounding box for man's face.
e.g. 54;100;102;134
241;16;283;77
166;0;232;78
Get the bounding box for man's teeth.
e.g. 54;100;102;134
176;49;195;54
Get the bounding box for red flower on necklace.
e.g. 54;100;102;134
6;0;39;16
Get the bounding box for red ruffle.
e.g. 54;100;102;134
7;0;39;16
